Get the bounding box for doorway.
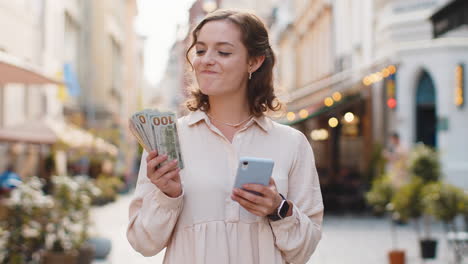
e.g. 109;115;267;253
415;71;437;147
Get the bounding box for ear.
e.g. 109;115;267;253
248;55;266;73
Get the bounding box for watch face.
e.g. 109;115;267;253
279;200;290;218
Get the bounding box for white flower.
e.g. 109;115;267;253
46;223;55;232
7;188;21;206
45;233;57;250
28;176;44;190
22;226;40;238
80;194;91;205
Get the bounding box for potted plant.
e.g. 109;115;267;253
423;182;468;263
392;143;441;260
366;175;405;264
408;143;440;259
43;175;100;264
93;174;124;205
1;176;54;263
74;175;101;264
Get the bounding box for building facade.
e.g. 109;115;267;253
374;0;468;188
0;0;144;179
0;0;66;175
269;0;387;212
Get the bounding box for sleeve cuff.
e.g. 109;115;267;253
268;202;300;229
150;188;184;210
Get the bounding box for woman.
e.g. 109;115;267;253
127;9;323;264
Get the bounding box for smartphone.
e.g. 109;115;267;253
233;157;275;195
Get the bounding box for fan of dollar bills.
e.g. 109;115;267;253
129;110;184;169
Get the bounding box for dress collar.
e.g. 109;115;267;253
187;110;272;133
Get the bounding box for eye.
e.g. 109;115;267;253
219;51;232;56
196;50;206;56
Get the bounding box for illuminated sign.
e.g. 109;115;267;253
455;64;464;107
386;74;397;109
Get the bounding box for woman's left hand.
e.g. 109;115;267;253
231;178;283;217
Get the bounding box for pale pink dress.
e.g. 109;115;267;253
127;111;323;264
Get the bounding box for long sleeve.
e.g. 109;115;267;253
269;132;324;264
126;151;184;257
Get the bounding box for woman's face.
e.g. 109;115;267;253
192;20;250;97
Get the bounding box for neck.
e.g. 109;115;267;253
207;92;251;124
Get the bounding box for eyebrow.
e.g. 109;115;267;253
196;41;235;47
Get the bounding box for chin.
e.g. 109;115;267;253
198;82;221;96
199;87;222;96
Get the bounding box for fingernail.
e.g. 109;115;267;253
173;160;178;164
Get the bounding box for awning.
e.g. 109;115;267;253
0;119;118;156
0;51;62;85
279;93;362;126
0;120;57;144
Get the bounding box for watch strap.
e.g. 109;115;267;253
267;193;289;221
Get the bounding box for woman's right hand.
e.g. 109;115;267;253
146;150;182;198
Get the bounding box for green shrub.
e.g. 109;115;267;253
366;175;394;216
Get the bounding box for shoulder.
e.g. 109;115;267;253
177;114;194;129
177;115;189;125
269;119;307;143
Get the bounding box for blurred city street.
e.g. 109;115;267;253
91;193;457;264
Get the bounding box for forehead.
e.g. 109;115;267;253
197;20;243;45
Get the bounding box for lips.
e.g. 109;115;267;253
201;70;218;74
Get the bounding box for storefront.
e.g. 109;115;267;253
281;74;381;212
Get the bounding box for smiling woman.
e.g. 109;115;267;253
127;9;324;264
185;10;280;117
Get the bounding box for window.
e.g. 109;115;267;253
64;13;80;69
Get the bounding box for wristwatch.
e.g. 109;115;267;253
267;193;290;221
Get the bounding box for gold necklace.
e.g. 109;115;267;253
207;113;253;127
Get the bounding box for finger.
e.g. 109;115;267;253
146;150;158;163
231;193;257;209
154;168;180;188
269;177;277;187
147;154;168;174
157;168;181;183
231;194;269;216
241;184;269;196
154;159;179;179
233;188;267;205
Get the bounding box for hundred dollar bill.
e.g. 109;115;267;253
148;111;184;169
129;109;184;169
132;111;154;150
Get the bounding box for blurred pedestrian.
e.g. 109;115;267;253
0;165;22;196
127;9;323;264
383;132;409;188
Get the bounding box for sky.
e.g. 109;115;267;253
135;0;196;86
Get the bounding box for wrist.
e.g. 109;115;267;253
267;193;290;221
165;189;182;198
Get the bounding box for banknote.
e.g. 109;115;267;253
129;110;184;169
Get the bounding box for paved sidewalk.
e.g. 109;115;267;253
90;194;165;264
90;193;462;264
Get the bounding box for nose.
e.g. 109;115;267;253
201;50;215;66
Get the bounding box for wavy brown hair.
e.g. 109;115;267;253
185;9;282;116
